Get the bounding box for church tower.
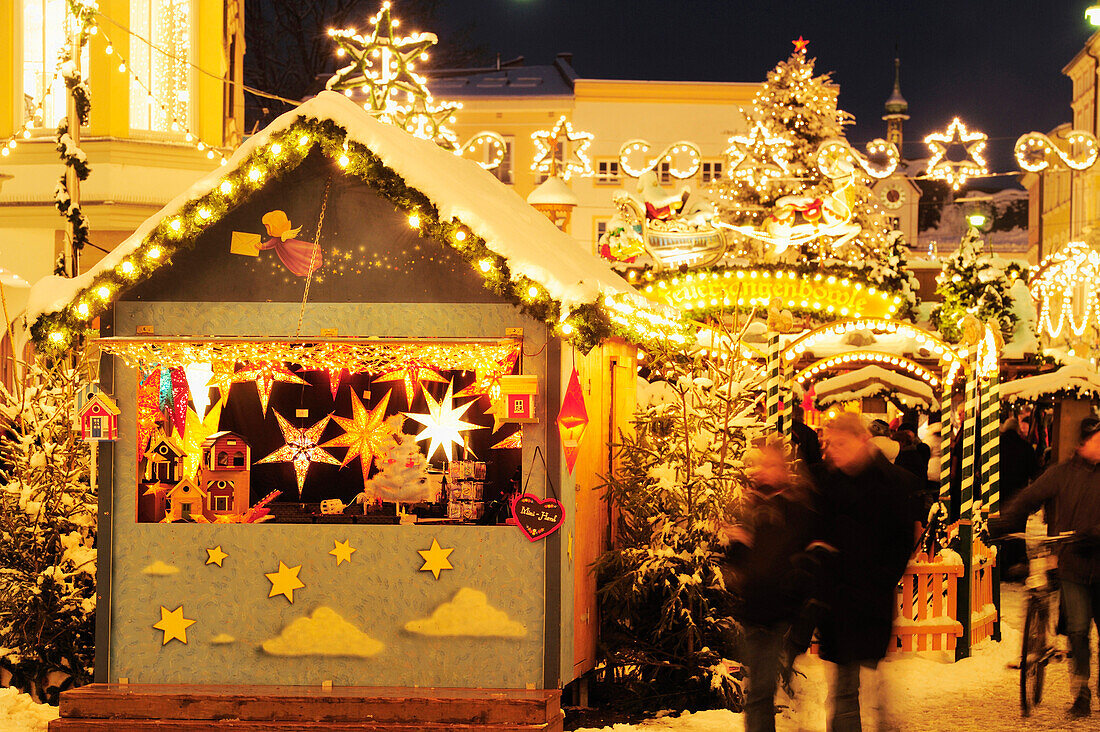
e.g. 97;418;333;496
882;57;909;149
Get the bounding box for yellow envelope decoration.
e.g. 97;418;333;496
230;231;262;257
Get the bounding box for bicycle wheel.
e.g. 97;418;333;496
1020;599;1048;716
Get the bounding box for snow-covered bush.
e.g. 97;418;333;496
0;353;95;703
930;228;1021;342
594;333;765;713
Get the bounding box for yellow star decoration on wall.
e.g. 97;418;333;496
256;412;341;497
266;561;306;602
405;382;482;461
924;117;988;191
329;539;356;566
231;362;309;416
206;545;228;567
417;538;454;579
531;116;594;181
180;402;223;480
153;605;196;645
321;390;399;485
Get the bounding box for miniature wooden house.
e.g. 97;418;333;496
78;392;119;441
142;434;186;485
28;92;673;708
164;478;208;523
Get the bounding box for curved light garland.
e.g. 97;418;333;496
1014;130;1099;173
794;350;940;389
816;138;900;180
782;318;964;368
618;139;702;179
924;117;988;190
456;131;507;171
1030;240;1100;339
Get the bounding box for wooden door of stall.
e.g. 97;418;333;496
572;341;636;677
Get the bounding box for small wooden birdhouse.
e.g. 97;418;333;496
199;432;251;519
500;375;539;423
143;434;186;485
78;393;120;441
203;431;251;471
165;478;208;522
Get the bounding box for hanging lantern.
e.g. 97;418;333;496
556;368;588;474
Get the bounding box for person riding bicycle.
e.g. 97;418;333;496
990;416;1100;718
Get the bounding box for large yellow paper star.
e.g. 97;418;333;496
924;117;988;190
256;412;341;497
206;362;239;405
404;381;482;462
266;561;305;602
231;362;309;416
180;402;223;480
329;539;356;566
417;538;454;579
531;116;594;181
373;357;448;404
153;605;196;645
206;545;228;567
321;390;400;485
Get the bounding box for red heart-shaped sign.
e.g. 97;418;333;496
511;494;564;542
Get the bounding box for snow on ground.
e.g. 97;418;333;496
575;583;1100;732
0;688;57;732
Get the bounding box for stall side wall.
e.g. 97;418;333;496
104;301;551;688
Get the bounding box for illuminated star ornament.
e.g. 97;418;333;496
179;402;223;480
256;412;341;497
417;538;454;579
531;116;594;181
373;357;448;404
321;390;401;484
325;1;459;149
206;362;239;405
153;605;196;645
404;382;482;461
792;35;810;53
265;561;306;603
725;122;792;186
924;117;988;190
231;362;309;416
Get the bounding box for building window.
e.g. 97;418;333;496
701;161;723;183
594;219;609;242
659;162;671;185
213;495;229;512
22;0;88;130
596;160;620;185
129;0;192;133
490;137;514;185
537;141;564;183
888;216;901;230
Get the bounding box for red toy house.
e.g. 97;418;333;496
78;393;120;441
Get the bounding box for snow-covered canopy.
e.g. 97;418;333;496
1001;364;1100;402
526;176;579;206
815;364;935;409
28;91;649;329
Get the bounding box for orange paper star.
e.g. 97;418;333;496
321;390;400;485
373;357;448;403
256;412;341;497
206;362;239;405
232;362;309;415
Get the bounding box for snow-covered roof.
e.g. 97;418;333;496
29;92;665;342
1001;365;1100;402
526;176;579;206
815;364;935;409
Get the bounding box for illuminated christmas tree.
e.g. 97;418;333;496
930;227;1020;343
713;44;893;264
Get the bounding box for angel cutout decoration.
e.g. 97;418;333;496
258;210;323;277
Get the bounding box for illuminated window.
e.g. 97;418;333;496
129;0;192;132
701;160;724;183
490;136;513;185
659;161;671;184
21;0;88;129
596;160;620;185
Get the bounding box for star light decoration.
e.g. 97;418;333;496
325;1;461;150
725;122;793;189
531;116;594;181
373;356;448;404
792;36;810;53
321;390;401;484
231;362;309;416
404;382;482;462
924;117;988;190
256;412;341;497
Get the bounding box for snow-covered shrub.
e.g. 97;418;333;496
594;333;765;713
0;353;95;703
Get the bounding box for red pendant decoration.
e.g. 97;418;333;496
169;368;189;438
136;370;162;462
557;368;588;474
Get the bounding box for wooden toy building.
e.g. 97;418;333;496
31;92;683;729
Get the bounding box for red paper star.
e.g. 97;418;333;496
321;390;401;485
792;36;809;53
232;362;308;415
136;372;161;463
455;350;519;402
256;412;341;497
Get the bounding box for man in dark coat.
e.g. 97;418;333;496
815;413;917;732
722;444;822;732
996;416;1039;578
991;416;1100;718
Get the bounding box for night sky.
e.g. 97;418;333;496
432;0;1095;180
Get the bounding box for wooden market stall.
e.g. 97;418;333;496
30;92;682;730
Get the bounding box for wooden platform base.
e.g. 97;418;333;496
49;684;563;731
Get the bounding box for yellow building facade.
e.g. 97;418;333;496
0;0;243;322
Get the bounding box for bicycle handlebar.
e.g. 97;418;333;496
998;531;1078;544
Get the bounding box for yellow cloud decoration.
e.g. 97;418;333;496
261;606;383;657
404;588;527;638
141;560;180;576
210;633;236;645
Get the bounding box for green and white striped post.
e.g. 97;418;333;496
939;374;954;507
979;361;1002;641
766;333;782;435
956;359;978;661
